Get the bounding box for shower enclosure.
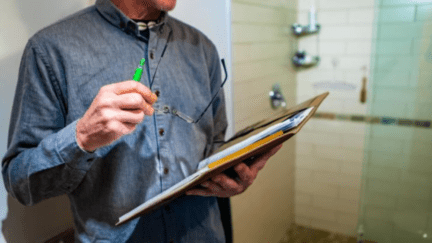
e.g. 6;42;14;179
358;0;432;242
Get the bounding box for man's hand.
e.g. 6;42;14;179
76;81;157;152
186;144;283;198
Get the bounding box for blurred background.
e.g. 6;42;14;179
1;0;432;242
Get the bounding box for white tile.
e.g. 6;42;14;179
315;97;344;113
295;180;339;197
348;8;375;24
320;25;374;40
296;154;341;172
318;0;375;10
313;119;367;135
297;12;309;24
346;41;373;55
318;56;371;71
313;171;362;189
342;101;368;115
317;11;349;24
319;41;347;55
315;145;364;164
298;37;319;55
296;131;342;146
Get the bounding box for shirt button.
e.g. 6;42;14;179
163;167;169;175
87;158;94;162
154;90;160;97
159;128;165;136
150;51;155;60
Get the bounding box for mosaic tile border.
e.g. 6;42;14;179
313;112;431;129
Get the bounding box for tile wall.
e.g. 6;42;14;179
294;0;375;236
230;0;298;242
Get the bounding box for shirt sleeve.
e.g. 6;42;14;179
1;38;97;206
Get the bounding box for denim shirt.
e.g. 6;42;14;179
2;0;227;242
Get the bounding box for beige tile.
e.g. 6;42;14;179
232;2;288;25
295;192;313;204
295;141;315;155
337;212;359;227
339;187;361;201
241;0;297;9
233;57;289;83
232;23;287;43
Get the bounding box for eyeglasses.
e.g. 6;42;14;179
154;59;228;124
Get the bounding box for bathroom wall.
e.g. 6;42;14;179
229;0;298;242
294;0;375;236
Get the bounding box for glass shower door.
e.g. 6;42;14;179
357;0;432;242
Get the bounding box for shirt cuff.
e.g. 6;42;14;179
55;120;97;171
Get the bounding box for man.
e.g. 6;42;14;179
2;0;281;242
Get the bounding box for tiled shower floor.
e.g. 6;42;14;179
278;224;376;243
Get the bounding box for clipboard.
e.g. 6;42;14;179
116;92;329;226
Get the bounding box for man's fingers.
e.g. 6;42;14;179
249;144;283;172
233;163;255;186
212;174;242;192
107;80;158;105
115;93;146;110
116;109;146;124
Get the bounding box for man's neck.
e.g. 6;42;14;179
111;0;161;21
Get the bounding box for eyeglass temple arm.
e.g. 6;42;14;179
193;59;228;124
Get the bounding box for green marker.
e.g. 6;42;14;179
132;58;145;81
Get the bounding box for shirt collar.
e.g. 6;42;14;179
95;0;168;34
